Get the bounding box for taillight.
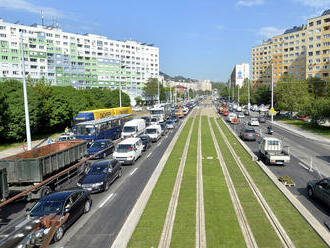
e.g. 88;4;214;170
243;133;247;136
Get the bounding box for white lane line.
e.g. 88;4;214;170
130;168;138;176
98;193;115;208
298;162;310;171
147;152;152;158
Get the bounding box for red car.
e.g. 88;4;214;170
223;112;229;116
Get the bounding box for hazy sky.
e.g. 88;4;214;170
0;0;329;81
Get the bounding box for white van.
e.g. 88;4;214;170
121;119;146;139
113;138;143;164
144;124;162;142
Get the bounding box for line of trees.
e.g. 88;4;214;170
219;76;330;120
0;79;130;142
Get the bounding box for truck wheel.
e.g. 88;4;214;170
53;226;64;242
307;187;314;198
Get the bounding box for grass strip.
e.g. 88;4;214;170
170;116;199;247
280;119;330;139
201;116;246;248
217;118;327;248
211;118;282;248
128;118;194;248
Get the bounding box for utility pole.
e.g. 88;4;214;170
119;63;124;108
157;78;160;104
228;79;231;101
20;32;32;150
271;64;274;123
248;79;251;113
238;86;240;105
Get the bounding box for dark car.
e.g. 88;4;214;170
170;115;179;123
239;127;257;141
138;134;152;151
29;189;92;242
141;116;151;126
243;110;249;116
87;139;114;159
258;116;266;123
159;122;168;136
78;159;122;193
307;178;330;207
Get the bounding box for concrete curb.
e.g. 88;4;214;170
111;111;194;248
221;116;330;247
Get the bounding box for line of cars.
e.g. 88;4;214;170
20;106;191;246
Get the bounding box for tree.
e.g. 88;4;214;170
252;86;271;105
135;96;142;106
143;78;159;101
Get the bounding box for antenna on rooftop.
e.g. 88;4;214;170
41;10;44;26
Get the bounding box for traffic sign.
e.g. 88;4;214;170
269;108;275;115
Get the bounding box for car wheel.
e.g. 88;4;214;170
307;187;314;198
118;168;122;178
104;181;110;191
84;200;91;213
53;226;64;242
132;158;135;165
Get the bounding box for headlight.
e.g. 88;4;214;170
77;183;81;187
129;155;133;159
93;182;103;187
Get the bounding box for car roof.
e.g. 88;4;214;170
147;124;161;129
93;139;112;143
119;137;141;144
91;159;114;167
263;137;280;141
40;190;82;201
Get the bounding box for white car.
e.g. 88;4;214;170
133;106;142;112
238;113;245;118
113;138;143;165
249;118;260;126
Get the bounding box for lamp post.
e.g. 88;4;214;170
20;31;32;150
157;78;160;104
248;79;251;114
271;64;274;123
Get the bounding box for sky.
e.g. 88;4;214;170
0;0;329;81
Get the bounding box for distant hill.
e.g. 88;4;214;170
160;71;198;82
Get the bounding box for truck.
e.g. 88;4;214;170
0;140;87;201
258;137;290;165
149;104;171;122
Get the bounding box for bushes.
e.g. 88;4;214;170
0;79;130;142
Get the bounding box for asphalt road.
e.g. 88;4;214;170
51;119;183;248
226;113;330;230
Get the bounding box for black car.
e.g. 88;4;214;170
138;134;152;151
29;189;92;242
87;139;114;159
141;116;151;126
307;178;330;207
78;159;122;193
258;116;266;123
159;122;168;136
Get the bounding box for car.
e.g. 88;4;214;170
78;159;122;193
166;120;175;129
87;139;114;159
159;122;168;136
138;134;152;151
223;111;229;116
170;115;179;123
249;118;260;126
238;113;245;118
239;127;257;141
113;138;143;164
57;133;74;141
144;124;162;142
307;178;330;207
150;116;160;125
28;189;92;242
243;110;249;116
132;106;142;112
141;116;151;126
258;116;266;123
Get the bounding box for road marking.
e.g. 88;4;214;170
130;168;138;176
98;193;114;208
147;152;152;158
298;162;310;171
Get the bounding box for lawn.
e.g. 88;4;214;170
170;116;199;248
280;119;330;139
211;118;282;248
201;117;246;248
217;118;327;248
128;117;194;248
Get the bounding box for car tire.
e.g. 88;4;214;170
118;168;122;178
307;187;314;198
53;226;64;242
84;200;91;213
132;158;135;165
104;181;110;191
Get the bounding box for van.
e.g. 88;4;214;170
144;124;162;142
113;138;143;164
121;119;146;139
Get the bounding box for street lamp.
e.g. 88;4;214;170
248;79;251;114
271;63;274;123
20;31;32;150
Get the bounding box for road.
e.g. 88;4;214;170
226;112;330;230
52;120;183;247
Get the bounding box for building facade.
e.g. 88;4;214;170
251;9;330;88
230;63;250;88
0;18;159;100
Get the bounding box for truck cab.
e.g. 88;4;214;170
258;137;290;165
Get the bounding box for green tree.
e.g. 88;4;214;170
135;96;142;105
143;78;158;101
252;86;271;105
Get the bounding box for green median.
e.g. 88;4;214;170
217;118;327;248
201;117;246;248
211;118;282;248
170;116;199;247
128;117;194;248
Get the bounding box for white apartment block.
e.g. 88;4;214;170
230;63;250;88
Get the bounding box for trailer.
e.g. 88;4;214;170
0;140;87;200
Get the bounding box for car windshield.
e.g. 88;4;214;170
151;118;158;122
88;166;107;175
166;121;173;125
145;129;156;134
116;144;134;152
123;126;136;132
251;118;258;121
30;200;65;216
150;110;163;115
89;141;107;149
245;129;255;133
138;136;147;141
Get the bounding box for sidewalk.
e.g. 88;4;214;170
272;120;330;145
0;138;48;159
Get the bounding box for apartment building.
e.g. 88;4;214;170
230;63;250;88
251;9;330;88
0;18;159;100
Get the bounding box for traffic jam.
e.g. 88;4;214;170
0;102;197;247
